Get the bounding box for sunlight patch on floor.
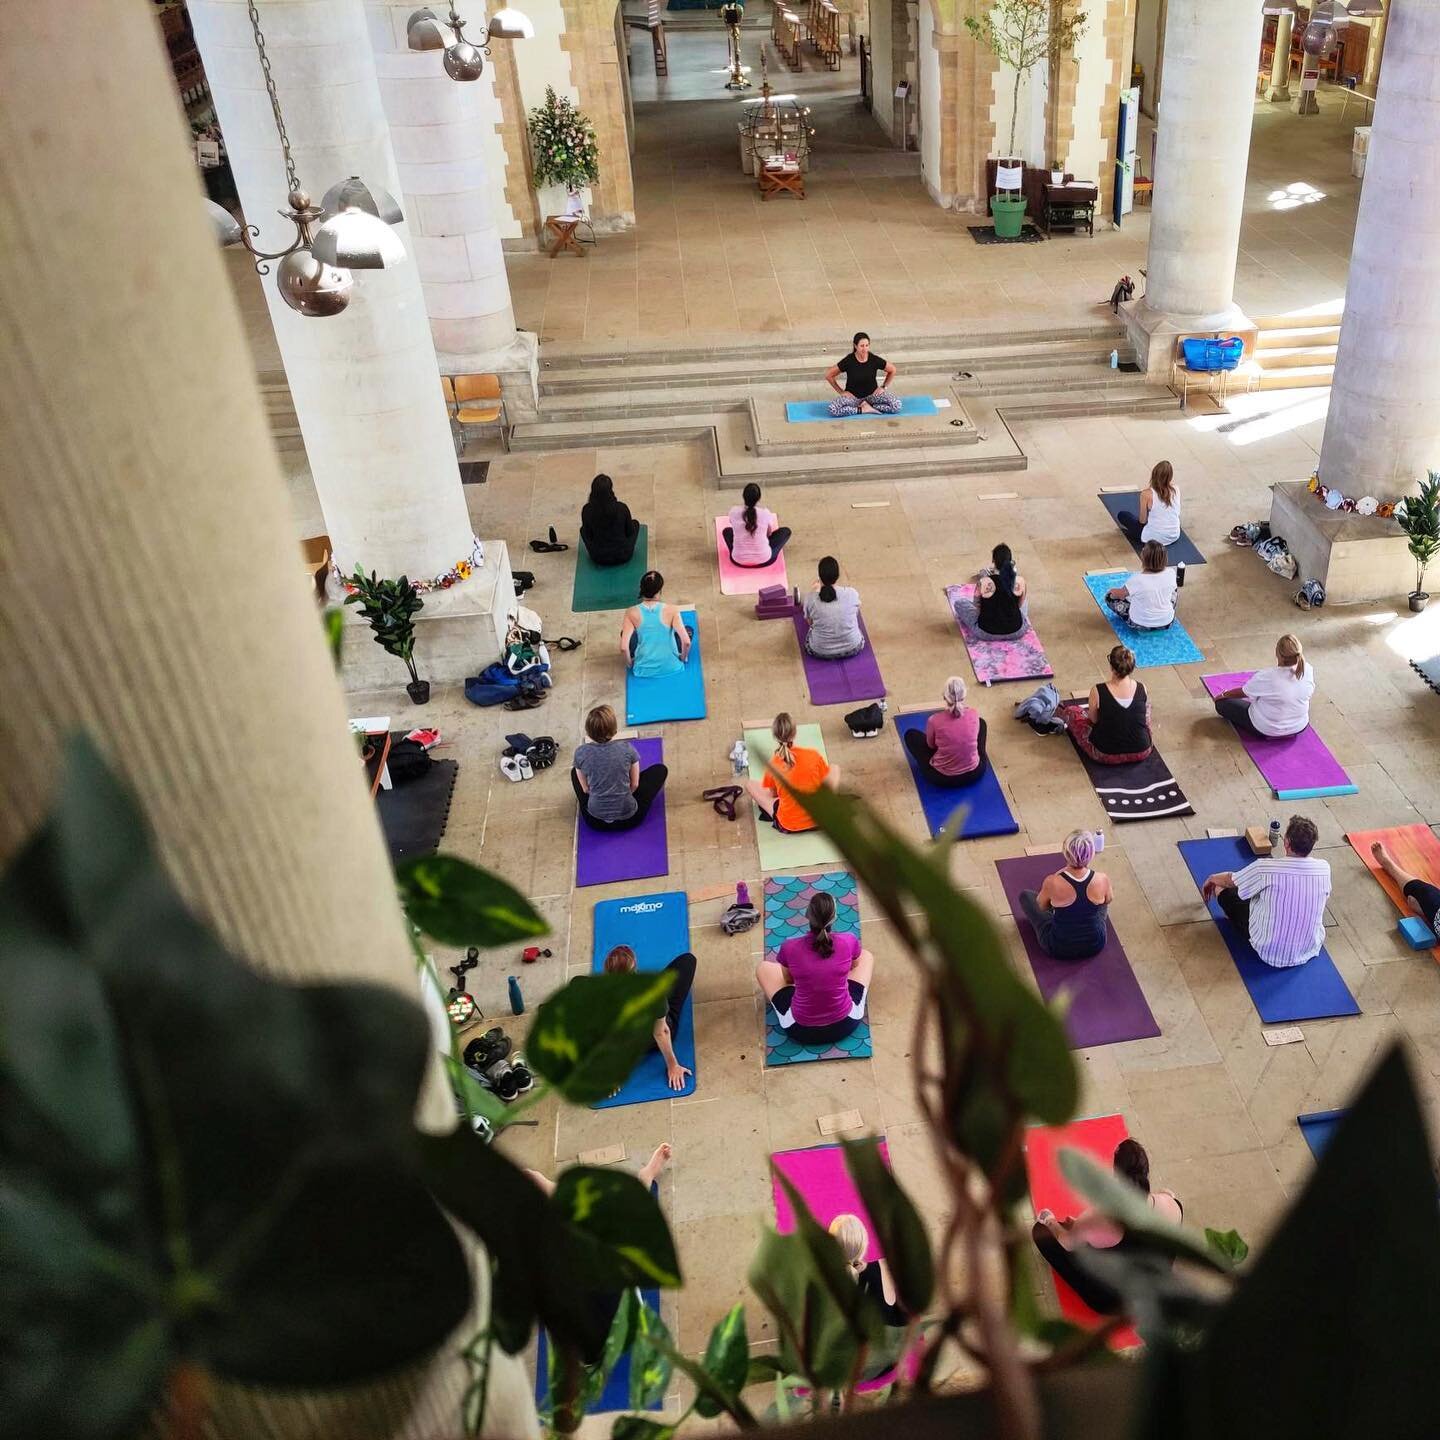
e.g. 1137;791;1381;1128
1184;388;1331;446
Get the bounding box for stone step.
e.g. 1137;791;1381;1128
1252;309;1343;331
1255;325;1342;348
1254;344;1339;369
1255;364;1335;390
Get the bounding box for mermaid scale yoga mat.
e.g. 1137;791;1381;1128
995;853;1161;1049
1177;837;1359;1023
744;724;843;871
1097;492;1208;566
625;607;707;724
575;737;669;888
1201;672;1358;799
893;711;1019;839
792;614;887;705
785;396;940;422
1024;1115;1141;1349
1344;823;1440;961
1082;572;1205;667
572;525;649;612
763;870;872;1065
1057;701;1193;824
944;583;1053;685
714;516;789;596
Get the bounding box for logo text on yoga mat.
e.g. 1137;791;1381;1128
619;900;665;914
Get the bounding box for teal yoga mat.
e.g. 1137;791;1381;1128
1083;571;1204;667
573;525;649;611
785;397;940;422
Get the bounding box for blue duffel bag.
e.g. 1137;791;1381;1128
1181;335;1245;372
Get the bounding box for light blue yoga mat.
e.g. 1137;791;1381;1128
785;396;941;422
625;607;706;724
894;712;1018;840
591;890;696;1107
1083;572;1204;667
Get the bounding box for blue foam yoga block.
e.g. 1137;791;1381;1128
1398;916;1437;949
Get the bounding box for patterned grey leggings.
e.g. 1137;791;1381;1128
828;390;903;417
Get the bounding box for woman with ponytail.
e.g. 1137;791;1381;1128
746;712;839;834
1212;633;1314;738
904;675;988;786
829;1216;907;1327
723;483;792;568
620;570;690;678
951;542;1028;638
757;890;875;1044
580;473;641;567
803;556;865;658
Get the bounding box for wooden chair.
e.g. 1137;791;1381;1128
442;373;509;451
812;0;841;69
623;0;667;76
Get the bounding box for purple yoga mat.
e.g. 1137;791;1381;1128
994;853;1160;1049
575;737;670;888
792;614;886;705
1201;672;1356;797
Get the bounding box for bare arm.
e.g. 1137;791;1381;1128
629;759;641;793
825;364;846;394
620;609;637;665
1086;684;1101;723
880;361;896;389
1138;490;1152;522
667;604;691;660
653;1016;692;1091
1201;870;1235;899
875;1256;898;1306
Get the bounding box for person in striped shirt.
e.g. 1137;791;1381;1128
1201;815;1330;968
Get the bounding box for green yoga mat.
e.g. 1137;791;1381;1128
572;526;649;612
745;724;842;872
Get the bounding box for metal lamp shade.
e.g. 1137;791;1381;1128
487;8;536;40
442;40;486;79
406;7;448;49
1340;0;1383;15
276;250;354;316
204;198;244;247
320;176;403;226
312;207;407;269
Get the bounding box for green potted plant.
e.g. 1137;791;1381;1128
966;0;1087;238
344;568;430;702
1397;471;1440;612
527;86;600;217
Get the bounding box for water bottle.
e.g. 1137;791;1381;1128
1268;819;1281;853
1109;348;1119;369
508;976;525;1015
1176;560;1186;589
736;880;751;908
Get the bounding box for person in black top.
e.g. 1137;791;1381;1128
825;332;901;417
580;473;640;566
829;1214;907;1328
1063;645;1153;763
951;542;1029;637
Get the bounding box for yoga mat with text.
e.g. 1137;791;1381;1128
894;711;1019;839
575;737;669;889
996;853;1160;1049
714;515;788;596
1058;701;1193;823
745;724;843;871
1082;572;1204;667
793;613;886;706
786;396;940;422
572;524;649;612
626;607;706;724
1344;824;1440;960
944;583;1053;685
1098;491;1207;566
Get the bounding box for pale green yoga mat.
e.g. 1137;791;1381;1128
745;724;842;871
572;525;649;612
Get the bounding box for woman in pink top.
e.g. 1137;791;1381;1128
904;676;987;787
756;892;874;1042
723;483;792;568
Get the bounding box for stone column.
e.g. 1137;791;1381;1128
1362;3;1388;90
1266;10;1293;100
1123;0;1263;369
1317;0;1440;493
364;3;540;417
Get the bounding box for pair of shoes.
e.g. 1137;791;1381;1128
501;747;534;781
506;732;559;770
529;526;570;554
513;570;536;595
845;701;886;738
547;635;582;652
703;784;744;820
464;1027;511;1072
482;1051;535;1102
503;686;547;711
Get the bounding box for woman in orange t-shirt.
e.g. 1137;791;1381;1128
746;712;840;833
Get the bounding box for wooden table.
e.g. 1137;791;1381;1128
544;215;585;258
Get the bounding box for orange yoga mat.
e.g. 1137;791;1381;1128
1345;823;1440;960
1024;1114;1140;1350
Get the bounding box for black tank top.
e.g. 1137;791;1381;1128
978;572;1023;635
1051;870;1108;958
1092;682;1149;755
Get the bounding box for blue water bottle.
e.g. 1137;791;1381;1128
508;975;525;1015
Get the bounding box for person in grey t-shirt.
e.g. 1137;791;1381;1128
802;556;865;659
571;703;669;831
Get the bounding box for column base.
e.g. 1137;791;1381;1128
1265;82;1291;101
1295;91;1320;115
441;330;540;425
1121;298;1256;376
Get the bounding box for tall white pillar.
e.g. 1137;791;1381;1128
1124;0;1263;369
1266;11;1293;100
1318;0;1440;492
1362;3;1388;90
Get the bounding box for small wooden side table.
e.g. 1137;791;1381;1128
545;215;585;258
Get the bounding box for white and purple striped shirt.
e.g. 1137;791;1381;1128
1234;857;1331;967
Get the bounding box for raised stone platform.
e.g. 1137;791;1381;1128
1269;480;1413;604
748;391;978;456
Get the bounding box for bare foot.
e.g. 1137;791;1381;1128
638;1141;673;1187
1372;840;1402;880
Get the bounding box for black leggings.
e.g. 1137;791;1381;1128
1214;884;1252;940
572;763;668;831
658;952;696;1041
723;525;792;567
904;719;988;788
1032;1223;1123;1316
1405;880;1440;930
1214;695;1266;737
1114;510;1144;544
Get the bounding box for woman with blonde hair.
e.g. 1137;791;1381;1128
1018;829;1113;960
1063;645;1152;763
829;1214;906;1326
904;675;988;786
1115;461;1181;547
1212;634;1314;738
746;712;839;834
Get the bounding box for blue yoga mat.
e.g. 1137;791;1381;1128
1298;1109;1345;1159
894;712;1018;840
1176;838;1359;1024
591;890;697;1106
1083;572;1205;667
626;607;706;724
785;396;940;422
1097;493;1207;567
536;1270;661;1412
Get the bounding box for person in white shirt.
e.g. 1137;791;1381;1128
1115;461;1181;547
1105;541;1177;630
1212;634;1314;737
1201;815;1330;967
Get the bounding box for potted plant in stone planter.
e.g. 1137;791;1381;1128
527;85;600;221
966;0;1087;238
1397;470;1440;612
345;568;430;702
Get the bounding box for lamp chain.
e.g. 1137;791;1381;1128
246;0;302;196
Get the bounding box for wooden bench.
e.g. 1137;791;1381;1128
1170;330;1260;411
810;0;841;68
772;7;803;70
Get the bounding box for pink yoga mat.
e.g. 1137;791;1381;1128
944;584;1053;686
1201;672;1357;798
714;516;788;596
793;614;887;705
771;1142;889;1262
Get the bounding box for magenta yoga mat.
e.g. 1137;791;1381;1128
792;614;886;705
771;1141;890;1261
995;853;1161;1049
574;737;670;888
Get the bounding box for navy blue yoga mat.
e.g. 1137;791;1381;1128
591;889;697;1106
1177;837;1359;1023
786;396;940;422
895;712;1018;840
1298;1109;1345;1159
1098;492;1207;566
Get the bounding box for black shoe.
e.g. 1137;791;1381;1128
509;1052;535;1094
484;1057;521;1102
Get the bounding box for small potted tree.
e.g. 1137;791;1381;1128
345;568;430;703
966;0;1087;238
1397;471;1440;613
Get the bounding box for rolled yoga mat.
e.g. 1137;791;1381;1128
894;711;1019;840
1201;672;1357;799
744;724;843;872
1176;836;1359;1023
995;853;1161;1049
1344;823;1440;960
785;396;940;422
714;516;788;596
626;607;707;725
1297;1109;1346;1160
572;524;649;612
1082;572;1205;668
1058;701;1194;824
1097;491;1207;566
792;613;887;706
575;737;670;889
944;583;1053;685
591;889;697;1106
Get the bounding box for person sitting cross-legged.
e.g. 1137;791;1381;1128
1063;645;1153;764
746;711;840;835
620;570;690;679
1105;541;1177;631
723;482;792;568
1018;830;1113;961
904;675;989;787
756;891;874;1045
572;703;668;832
825;331;900;417
580;473;640;567
803;556;865;659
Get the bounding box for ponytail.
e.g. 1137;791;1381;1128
828;1213;868;1274
1277;633;1305;679
742;482;761;536
817;555;840;604
992;542;1017;595
773;711;798;769
1113;1138;1151;1195
806;892;837;958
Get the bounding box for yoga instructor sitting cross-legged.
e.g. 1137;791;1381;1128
825;332;900;417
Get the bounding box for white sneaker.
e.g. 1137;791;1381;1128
500;751;526;782
516;753;534;780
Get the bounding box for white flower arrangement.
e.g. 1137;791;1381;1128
528;86;600;191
